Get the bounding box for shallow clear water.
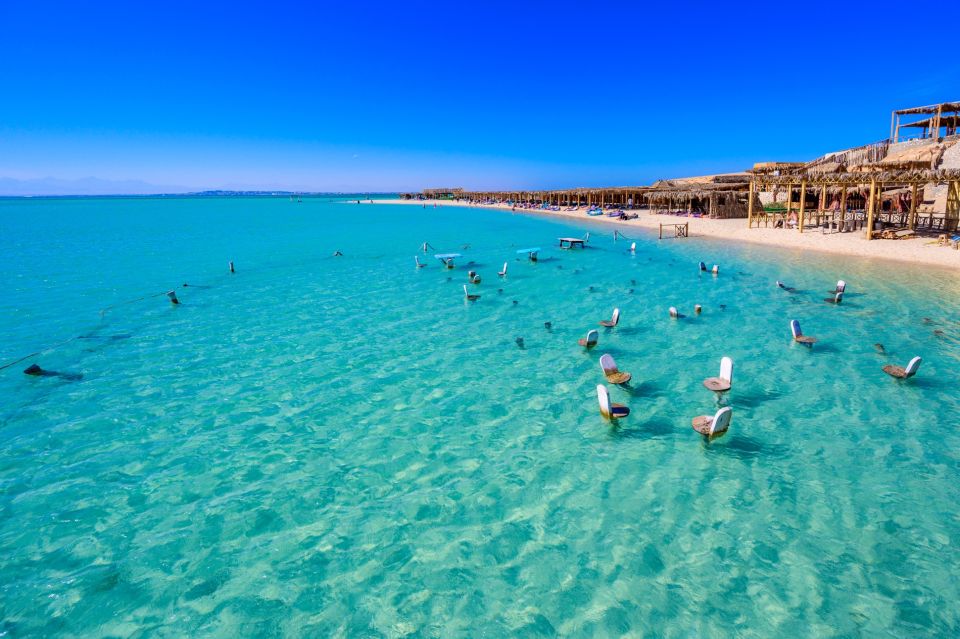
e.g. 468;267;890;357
1;196;959;637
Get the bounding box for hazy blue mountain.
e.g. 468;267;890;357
0;176;194;196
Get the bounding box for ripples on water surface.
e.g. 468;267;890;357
1;197;959;637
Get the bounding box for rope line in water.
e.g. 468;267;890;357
4;233;601;374
0;336;79;371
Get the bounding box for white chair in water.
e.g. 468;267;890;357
703;356;733;393
414;256;426;268
599;353;632;385
468;270;481;284
692;406;732;438
599;308;620;328
669;306;684;319
830;280;846;294
630;242;636;253
597;384;630;420
167;290;180;305
463;285;480;301
790;319;816;346
498;262;508;277
711;265;719;275
578;329;599;349
883;356;922;379
824;291;843;304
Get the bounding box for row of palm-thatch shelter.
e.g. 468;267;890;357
408;101;960;237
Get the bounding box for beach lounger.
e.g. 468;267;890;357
824;292;843;304
578;329;599;349
599;353;632;385
468;270;481;284
498;262;507;277
790;319;816;345
597;384;629;420
517;247;540;262
463;285;480;301
599;308;620;328
830;280;846;294
882;356;922;379
692;406;732;438
435;253;461;269
669;306;685;319
414;256;426;268
703;356;733;392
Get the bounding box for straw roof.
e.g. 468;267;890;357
898;115;960;130
646;182;750;199
753;162;805;173
894;101;960;115
873;140;956;169
807;161;844;174
651;173;750;188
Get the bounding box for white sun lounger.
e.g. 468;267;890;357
790;319;816;345
597;384;630;419
883;356;922;379
599;308;620;328
692;406;732;437
703;356;733;392
578;329;599;349
599;353;631;385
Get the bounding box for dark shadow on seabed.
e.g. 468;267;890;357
23;364;83;381
700;434;789;460
608;418;676;440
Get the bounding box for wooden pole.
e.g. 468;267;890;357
909;183;918;230
785;183;792;226
840;186;848;231
866;178;877;240
747;178;755;228
798;179;807;233
947;180;960;232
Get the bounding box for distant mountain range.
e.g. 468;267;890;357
0;176;194;196
0;177;397;197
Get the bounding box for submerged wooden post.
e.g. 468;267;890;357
866;178;877;240
909;183;918;230
798;179;807;233
747;178;755;227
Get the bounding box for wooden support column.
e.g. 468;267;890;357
747;178;755;227
866;178;877;240
947;180;960;232
785;183;792;226
909;183;918;230
840;186;848;230
798;179;807;233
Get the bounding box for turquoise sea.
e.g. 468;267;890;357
1;196;959;637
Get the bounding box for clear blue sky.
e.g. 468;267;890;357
1;1;957;193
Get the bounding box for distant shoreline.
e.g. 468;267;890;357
372;199;960;270
0;192;397;200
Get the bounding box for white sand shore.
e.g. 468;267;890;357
371;199;960;270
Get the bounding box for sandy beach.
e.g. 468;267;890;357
373;199;960;270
